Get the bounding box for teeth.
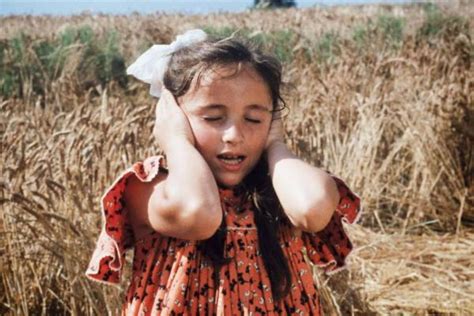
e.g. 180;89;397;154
219;156;244;165
219;154;243;159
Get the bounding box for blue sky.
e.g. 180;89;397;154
0;0;414;15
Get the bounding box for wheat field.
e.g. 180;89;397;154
1;1;473;314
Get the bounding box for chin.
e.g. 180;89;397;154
216;174;245;188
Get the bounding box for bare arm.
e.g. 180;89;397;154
125;90;222;241
158;139;222;239
266;125;340;232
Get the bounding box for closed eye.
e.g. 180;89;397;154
203;117;222;122
203;117;261;124
246;118;261;124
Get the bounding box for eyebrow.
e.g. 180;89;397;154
200;104;271;112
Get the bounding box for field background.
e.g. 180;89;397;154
1;1;473;314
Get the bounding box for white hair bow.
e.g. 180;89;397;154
126;29;208;98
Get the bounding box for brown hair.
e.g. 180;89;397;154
163;35;292;302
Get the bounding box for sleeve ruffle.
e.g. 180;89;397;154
85;155;164;284
302;175;361;274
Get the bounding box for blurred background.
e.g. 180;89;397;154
1;0;473;315
2;0;416;15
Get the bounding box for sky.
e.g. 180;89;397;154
0;0;415;15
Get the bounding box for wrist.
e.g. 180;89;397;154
266;141;294;173
163;138;194;156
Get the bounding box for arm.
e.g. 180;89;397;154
125;90;222;241
158;139;222;239
266;118;340;233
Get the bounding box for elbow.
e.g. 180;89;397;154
148;196;222;241
191;225;221;240
300;204;335;233
188;203;222;240
189;209;222;240
298;180;340;233
177;199;223;240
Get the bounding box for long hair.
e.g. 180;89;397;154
163;35;292;302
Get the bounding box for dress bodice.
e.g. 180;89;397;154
85;155;361;315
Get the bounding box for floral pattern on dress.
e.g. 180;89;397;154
86;155;361;315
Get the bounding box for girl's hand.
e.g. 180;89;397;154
265;111;285;151
153;89;195;152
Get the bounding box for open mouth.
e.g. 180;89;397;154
217;154;246;166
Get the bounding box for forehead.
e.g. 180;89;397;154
181;63;273;111
198;63;260;84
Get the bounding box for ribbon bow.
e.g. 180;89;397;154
126;29;208;97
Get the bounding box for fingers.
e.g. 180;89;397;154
265;110;285;150
270;113;284;129
271;109;284;121
160;88;175;103
163;89;181;108
153;88;195;148
156;89;180;122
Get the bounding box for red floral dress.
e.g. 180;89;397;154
86;156;361;315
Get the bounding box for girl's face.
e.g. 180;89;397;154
179;64;273;188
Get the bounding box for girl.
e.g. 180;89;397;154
86;29;361;315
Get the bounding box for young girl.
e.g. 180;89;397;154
86;29;361;315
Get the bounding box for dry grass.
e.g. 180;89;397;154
351;226;472;314
309;226;474;315
1;1;473;314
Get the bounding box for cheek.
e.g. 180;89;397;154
248;124;270;149
260;121;272;139
188;120;218;153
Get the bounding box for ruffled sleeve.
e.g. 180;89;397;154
85;155;164;284
302;175;361;274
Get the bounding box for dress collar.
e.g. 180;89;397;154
218;184;247;205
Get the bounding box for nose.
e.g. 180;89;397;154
222;122;244;145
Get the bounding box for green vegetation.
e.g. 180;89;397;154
315;31;340;63
202;26;237;39
0;26;126;99
93;31;127;87
203;26;296;62
351;14;405;51
1;7;469;100
352;24;368;49
253;29;295;62
376;15;405;46
1;4;473;315
418;2;469;39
